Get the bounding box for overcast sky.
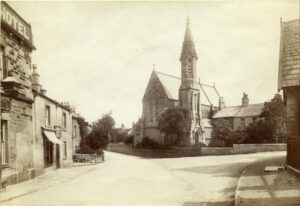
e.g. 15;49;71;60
8;0;299;127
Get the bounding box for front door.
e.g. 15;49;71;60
56;144;60;168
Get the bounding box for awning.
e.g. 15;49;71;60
43;130;64;145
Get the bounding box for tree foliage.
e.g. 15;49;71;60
80;112;115;150
157;107;188;145
260;93;287;143
209;119;248;147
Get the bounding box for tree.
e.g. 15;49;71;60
260;93;287;143
246;93;287;143
157;107;188;145
80;112;115;150
209;119;249;147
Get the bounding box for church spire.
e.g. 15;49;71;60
180;17;197;61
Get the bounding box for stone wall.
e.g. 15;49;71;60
1;97;34;184
107;143;287;158
285;86;300;171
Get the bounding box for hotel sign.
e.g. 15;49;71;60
1;2;34;48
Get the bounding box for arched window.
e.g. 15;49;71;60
155;92;160;120
149;94;153;122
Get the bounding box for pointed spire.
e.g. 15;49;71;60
180;17;197;60
184;16;193;42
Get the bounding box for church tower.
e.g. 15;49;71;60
179;17;201;145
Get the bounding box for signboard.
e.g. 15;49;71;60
1;1;34;48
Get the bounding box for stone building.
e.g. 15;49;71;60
135;18;221;146
1;1;36;185
278;19;300;172
0;1;74;186
72;113;82;154
71;113;91;154
213;93;264;130
31;68;73;175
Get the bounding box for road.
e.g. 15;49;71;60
3;151;286;206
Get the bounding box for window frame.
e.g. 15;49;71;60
63;141;67;160
45;105;51;127
62;112;67;130
1;120;9;164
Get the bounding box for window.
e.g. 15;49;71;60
154;92;160;120
73;125;76;138
62;112;67;130
63;141;67;159
45;106;51;127
241;118;245;127
187;58;193;76
253;117;257;124
149;94;153;122
1;120;8;164
0;46;7;79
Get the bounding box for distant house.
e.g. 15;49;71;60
277;19;300;172
213;93;264;130
72;113;82;154
110;124;131;143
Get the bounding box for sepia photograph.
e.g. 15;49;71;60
0;0;299;205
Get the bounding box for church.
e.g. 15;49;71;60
133;18;223;146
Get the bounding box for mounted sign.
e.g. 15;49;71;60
1;1;34;49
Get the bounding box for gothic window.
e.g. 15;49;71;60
149;94;153;122
153;90;160;121
194;94;198;110
187;58;193;77
197;94;200;114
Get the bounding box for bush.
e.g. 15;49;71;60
76;145;103;155
136;136;172;150
124;136;134;144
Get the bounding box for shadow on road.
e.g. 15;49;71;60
183;200;234;206
176;162;249;178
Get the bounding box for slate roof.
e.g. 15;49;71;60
213;103;264;118
278;19;300;89
155;71;220;107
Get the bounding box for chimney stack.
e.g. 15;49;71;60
219;97;225;109
242;92;249;106
31;64;41;92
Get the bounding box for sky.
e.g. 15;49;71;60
7;0;300;127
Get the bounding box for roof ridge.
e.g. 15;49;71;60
155;71;181;80
155;70;215;87
282;19;300;24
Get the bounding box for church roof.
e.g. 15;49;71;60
213;103;264;118
155;71;220;107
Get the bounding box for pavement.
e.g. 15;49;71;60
235;155;300;206
0;163;99;203
0;151;299;206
